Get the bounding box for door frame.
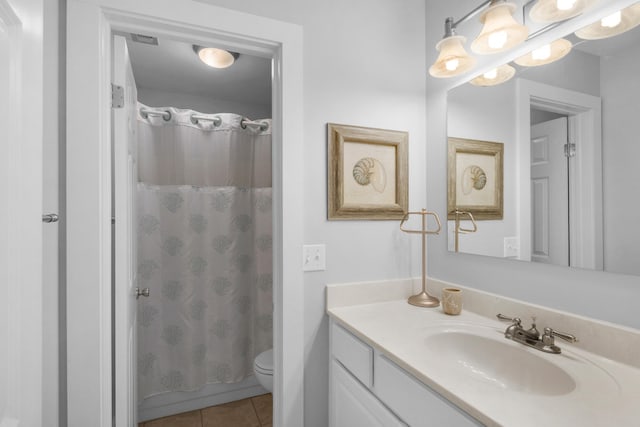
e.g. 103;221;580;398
516;79;602;269
66;1;304;426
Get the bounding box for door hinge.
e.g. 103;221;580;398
564;143;576;158
111;84;124;108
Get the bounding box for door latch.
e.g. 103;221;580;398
135;287;150;299
42;213;59;223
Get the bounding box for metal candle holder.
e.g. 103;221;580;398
400;209;442;308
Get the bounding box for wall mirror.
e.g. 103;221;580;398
446;1;640;276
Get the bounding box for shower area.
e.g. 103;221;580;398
126;36;274;422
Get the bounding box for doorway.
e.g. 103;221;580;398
119;32;274;422
516;79;603;269
66;2;304;426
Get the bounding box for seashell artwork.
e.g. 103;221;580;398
352;157;387;193
461;165;487;195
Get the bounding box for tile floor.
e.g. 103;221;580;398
140;394;272;427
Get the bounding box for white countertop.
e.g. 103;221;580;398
328;299;640;427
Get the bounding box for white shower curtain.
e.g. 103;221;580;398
135;103;273;400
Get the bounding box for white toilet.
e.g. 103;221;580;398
253;349;273;392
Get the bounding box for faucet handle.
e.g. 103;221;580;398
543;327;578;343
496;314;521;325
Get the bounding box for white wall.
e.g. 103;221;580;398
162;1;427;425
447;81;518;257
426;0;640;335
518;49;601;97
137;87;271;119
601;42;640;275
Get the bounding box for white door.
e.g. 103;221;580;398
530;117;569;266
1;0;45;425
113;35;140;426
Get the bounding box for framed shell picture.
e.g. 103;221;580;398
327;123;408;220
448;137;503;220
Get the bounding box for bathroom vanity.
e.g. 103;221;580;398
330;320;481;426
327;279;640;427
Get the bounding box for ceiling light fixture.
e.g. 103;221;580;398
471;0;529;54
193;45;239;69
514;38;572;66
575;3;640;39
470;63;516;86
429;18;476;78
529;0;597;23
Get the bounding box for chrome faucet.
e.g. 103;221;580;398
496;314;577;354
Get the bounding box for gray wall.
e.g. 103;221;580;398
601;42;640;275
137;87;271;119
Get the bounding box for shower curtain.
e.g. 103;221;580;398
135;103;273;400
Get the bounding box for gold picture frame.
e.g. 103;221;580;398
448;137;503;220
327;123;408;220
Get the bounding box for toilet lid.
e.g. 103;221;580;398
255;349;273;373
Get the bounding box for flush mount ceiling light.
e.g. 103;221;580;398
575;3;640;39
470;63;516;86
529;0;598;23
429;18;476;78
471;0;529;54
193;45;239;69
514;38;572;66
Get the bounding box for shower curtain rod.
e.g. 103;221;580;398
139;107;269;131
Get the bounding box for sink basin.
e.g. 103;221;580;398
425;327;576;395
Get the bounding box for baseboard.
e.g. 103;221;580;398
138;376;268;422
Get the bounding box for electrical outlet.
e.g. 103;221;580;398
303;244;326;272
504;237;520;258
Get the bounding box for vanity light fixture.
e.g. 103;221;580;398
514;38;572;66
529;0;598;23
193;45;239;69
429;18;476;78
429;0;529;78
575;3;640;39
470;63;516;86
471;0;529;54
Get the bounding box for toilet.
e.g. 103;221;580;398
253;349;273;392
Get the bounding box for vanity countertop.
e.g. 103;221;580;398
328;299;640;427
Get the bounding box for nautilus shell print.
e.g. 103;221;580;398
352;157;387;193
461;165;487;195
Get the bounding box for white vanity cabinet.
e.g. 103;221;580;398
329;320;483;427
331;359;407;427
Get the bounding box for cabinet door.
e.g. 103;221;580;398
331;360;406;427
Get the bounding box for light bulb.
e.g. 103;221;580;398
532;44;551;60
483;69;498;79
488;30;508;49
556;0;577;11
601;11;622;28
445;58;460;71
197;47;236;68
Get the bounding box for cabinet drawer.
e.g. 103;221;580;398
331;322;373;388
375;354;482;427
